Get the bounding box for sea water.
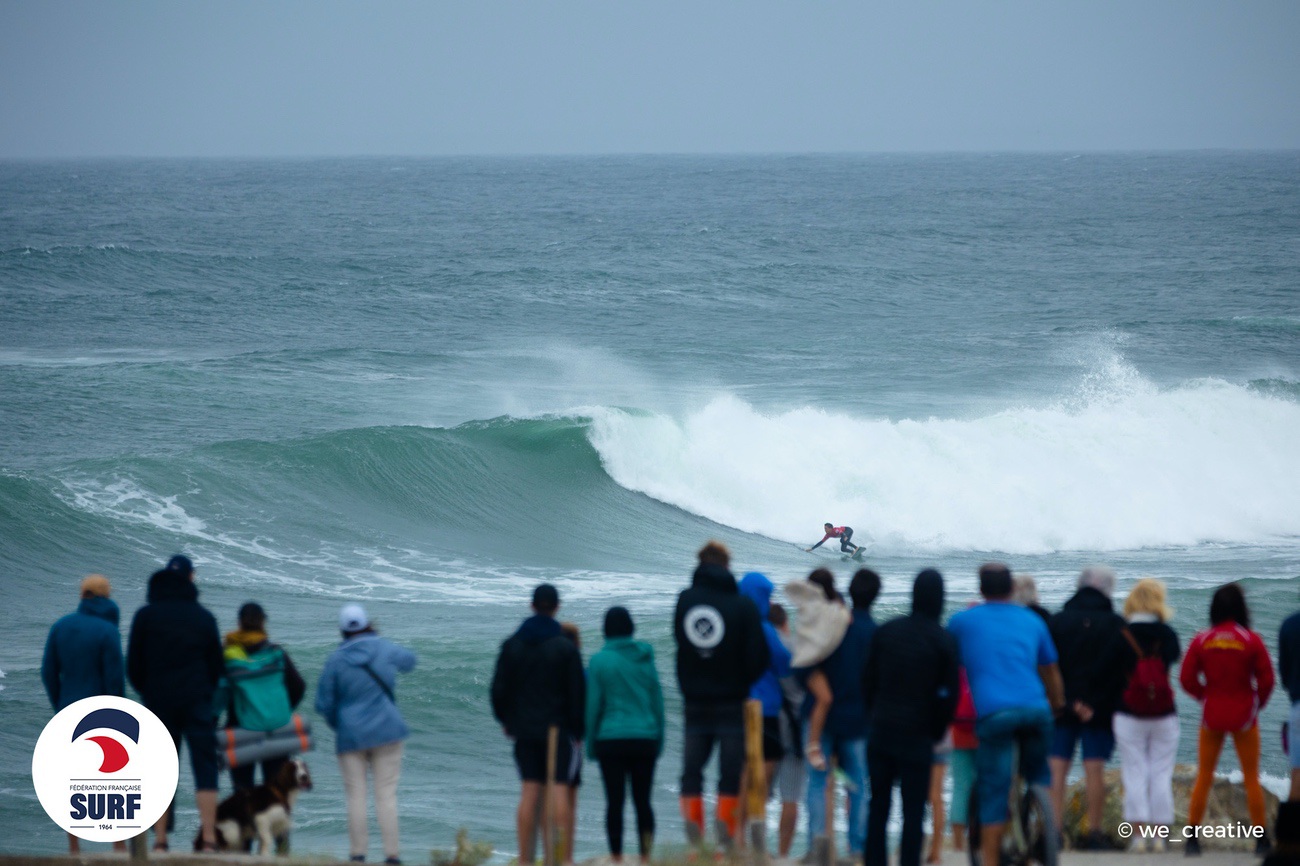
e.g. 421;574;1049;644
1;153;1298;856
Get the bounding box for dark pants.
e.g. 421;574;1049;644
231;755;289;792
839;528;856;552
153;702;219;790
865;744;932;866
681;701;744;797
595;739;658;857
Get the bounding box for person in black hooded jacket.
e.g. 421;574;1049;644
1047;565;1129;849
126;554;223;852
491;583;585;866
862;568;959;866
673;541;769;850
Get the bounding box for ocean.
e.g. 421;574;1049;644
1;152;1298;857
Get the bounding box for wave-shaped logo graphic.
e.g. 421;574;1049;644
72;708;139;773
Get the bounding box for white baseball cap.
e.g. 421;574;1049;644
339;603;370;633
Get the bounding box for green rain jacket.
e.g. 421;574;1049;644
584;636;665;758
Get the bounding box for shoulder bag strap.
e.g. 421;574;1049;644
360;663;396;704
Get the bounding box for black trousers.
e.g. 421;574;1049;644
839;527;855;552
231;755;288;792
865;744;932;866
680;701;744;797
595;739;658;857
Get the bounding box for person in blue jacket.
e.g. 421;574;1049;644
738;572;794;818
42;574;127;855
316;603;417;865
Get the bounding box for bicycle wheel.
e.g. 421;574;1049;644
1018;783;1057;866
966;788;982;866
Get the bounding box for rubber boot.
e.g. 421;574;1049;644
681;796;705;846
716;795;740;853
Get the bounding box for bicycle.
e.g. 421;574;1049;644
966;726;1057;866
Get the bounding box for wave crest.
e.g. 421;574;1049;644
588;373;1300;554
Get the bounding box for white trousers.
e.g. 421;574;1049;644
1112;712;1179;825
339;741;404;859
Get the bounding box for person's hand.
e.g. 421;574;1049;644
804;547;812;552
1072;700;1094;724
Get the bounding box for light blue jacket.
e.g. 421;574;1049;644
315;632;416;753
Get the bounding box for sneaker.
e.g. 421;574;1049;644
1150;837;1168;854
1184;837;1201;857
384;859;402;865
349;857;365;863
1127;836;1147;854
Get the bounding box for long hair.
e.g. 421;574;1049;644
1208;582;1249;628
807;568;842;603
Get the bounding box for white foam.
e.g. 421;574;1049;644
588;359;1300;554
60;478;209;537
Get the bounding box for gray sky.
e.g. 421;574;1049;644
2;0;1298;158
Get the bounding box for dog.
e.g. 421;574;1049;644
207;757;313;855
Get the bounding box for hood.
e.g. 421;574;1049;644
513;613;562;646
603;636;653;663
338;632;383;663
911;569;944;620
224;629;268;650
739;572;773;618
691;562;737;593
146;569;198;603
1064;585;1114;614
78;595;120;626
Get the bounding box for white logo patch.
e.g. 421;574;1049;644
684;605;725;650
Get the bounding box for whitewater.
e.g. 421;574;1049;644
589;360;1300;555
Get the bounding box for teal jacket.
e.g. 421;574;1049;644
584;637;665;758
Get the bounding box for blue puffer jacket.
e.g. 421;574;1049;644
42;596;125;711
739;573;792;717
315;632;417;753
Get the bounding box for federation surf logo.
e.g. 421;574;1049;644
32;696;178;843
73;708;138;773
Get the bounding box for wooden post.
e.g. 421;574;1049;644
743;699;768;865
819;755;838;866
543;725;558;866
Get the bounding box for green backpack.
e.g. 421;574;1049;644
223;644;293;732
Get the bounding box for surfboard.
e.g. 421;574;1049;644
851;546;866;561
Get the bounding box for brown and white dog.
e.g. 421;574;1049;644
208;757;313;855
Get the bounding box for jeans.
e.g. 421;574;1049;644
805;734;867;854
681;702;744;797
974;706;1051;826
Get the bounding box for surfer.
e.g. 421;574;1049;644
806;523;861;555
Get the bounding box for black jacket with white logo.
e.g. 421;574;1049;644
674;563;769;705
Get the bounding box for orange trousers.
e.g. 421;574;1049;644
1187;724;1265;828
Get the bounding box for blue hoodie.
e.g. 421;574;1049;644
42;596;125;711
739;572;793;717
315;632;417;753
